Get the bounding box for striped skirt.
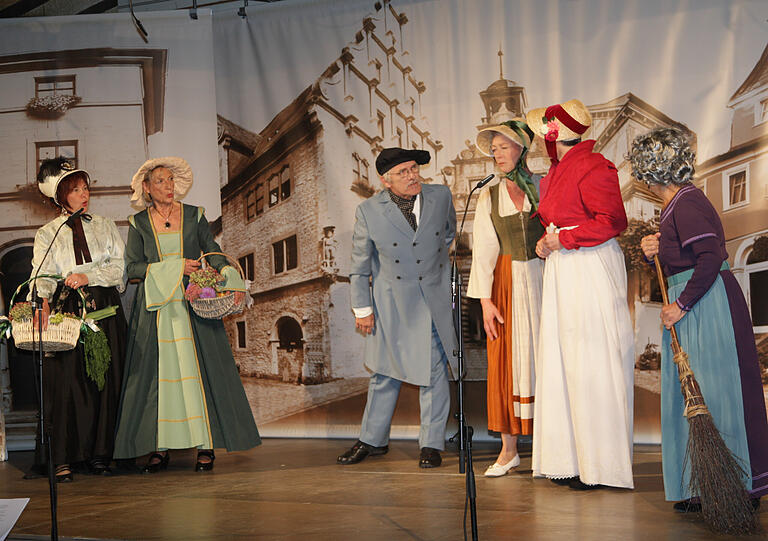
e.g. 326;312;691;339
486;255;543;435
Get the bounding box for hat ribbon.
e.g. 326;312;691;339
502;120;534;150
543;104;589;136
542;104;588;165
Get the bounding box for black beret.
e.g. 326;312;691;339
375;147;431;175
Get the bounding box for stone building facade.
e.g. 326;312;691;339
219;1;446;385
0;47;166;448
697;42;768;374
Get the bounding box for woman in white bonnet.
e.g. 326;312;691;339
113;157;260;473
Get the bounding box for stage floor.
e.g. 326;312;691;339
0;439;764;540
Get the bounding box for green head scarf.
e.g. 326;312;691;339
500;120;538;211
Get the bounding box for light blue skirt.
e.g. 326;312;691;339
661;263;751;501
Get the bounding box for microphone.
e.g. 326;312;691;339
65;207;84;226
474;174;494;190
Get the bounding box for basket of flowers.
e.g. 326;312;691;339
185;252;246;319
3;274;84;352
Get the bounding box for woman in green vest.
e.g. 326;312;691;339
467;119;544;477
114;157;260;472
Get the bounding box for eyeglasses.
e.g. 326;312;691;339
390;164;420;179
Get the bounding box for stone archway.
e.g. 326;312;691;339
273;316;305;384
1;242;38;450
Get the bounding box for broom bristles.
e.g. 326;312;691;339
686;414;761;535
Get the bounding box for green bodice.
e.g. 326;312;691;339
490;182;545;261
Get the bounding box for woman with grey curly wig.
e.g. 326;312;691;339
630;128;768;513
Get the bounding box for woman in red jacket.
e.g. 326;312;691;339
527;99;635;490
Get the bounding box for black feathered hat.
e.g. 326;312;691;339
37;157;89;207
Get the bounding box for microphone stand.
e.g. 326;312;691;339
29;208;81;541
450;175;492;541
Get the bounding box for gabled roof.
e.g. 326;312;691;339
221;85;320;200
589;92;694;153
730;43;768;103
217;114;262;152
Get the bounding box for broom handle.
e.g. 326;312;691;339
653;255;682;355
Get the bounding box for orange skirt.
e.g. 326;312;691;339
486;254;538;435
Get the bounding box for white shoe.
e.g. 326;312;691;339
483;454;520;477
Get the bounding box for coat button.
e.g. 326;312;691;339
419;276;422;280
396;276;401;279
416;259;421;264
440;264;443;268
395;259;400;263
393;242;398;246
435;231;439;236
413;242;417;246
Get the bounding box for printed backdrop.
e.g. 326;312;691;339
1;0;767;447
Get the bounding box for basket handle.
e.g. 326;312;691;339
196;251;245;281
9;274;87;320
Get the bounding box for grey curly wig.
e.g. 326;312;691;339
627;127;695;186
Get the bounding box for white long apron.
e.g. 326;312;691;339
532;238;635;489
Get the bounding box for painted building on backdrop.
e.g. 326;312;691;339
697;42;768;385
217;1;445;428
0;47;166;446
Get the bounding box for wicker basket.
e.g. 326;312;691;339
189;252;246;320
9;274;85;352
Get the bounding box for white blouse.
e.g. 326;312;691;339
29;214;126;300
466;181;532;299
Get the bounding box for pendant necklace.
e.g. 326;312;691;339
155;204;174;229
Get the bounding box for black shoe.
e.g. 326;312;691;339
673;499;702;513
142;452;169;474
55;464;73;483
550;477;576;486
89;458;112;476
569;477;600;490
419;447;442;468
195;450;215;472
337;440;389;465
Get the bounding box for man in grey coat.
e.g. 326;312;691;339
337;147;458;468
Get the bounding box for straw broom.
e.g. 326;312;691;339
653;255;760;535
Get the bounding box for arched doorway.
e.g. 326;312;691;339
1;244;37;416
274;316;304;384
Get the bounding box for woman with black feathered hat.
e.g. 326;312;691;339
27;157;127;482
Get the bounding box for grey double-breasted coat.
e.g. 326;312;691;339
350;184;458;386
